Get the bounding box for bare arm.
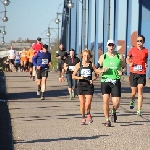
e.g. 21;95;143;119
92;63;99;81
95;55;107;74
64;63;68;71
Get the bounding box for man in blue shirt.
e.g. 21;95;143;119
32;44;52;100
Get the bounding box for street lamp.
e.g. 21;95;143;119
0;10;8;22
0;26;6;35
2;0;10;6
67;0;74;9
55;12;62;50
1;36;5;44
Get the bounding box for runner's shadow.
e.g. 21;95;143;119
14;135;109;144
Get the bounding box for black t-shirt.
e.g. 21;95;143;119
56;49;68;63
65;56;80;74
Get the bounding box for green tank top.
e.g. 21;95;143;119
101;53;122;82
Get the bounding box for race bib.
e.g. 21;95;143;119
81;69;91;77
42;59;48;64
69;66;75;71
133;65;142;71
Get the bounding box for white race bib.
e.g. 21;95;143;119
133;65;142;71
69;66;75;71
81;69;91;77
42;59;48;64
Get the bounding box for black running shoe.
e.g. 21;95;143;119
105;121;111;127
111;112;117;122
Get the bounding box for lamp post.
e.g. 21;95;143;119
0;0;10;22
41;25;58;51
55;12;62;50
0;26;6;35
1;36;4;44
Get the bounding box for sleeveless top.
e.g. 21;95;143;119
101;53;121;82
79;61;93;82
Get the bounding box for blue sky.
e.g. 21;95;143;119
0;0;64;43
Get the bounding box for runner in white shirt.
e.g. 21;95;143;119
8;46;16;72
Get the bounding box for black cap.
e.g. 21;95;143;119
43;44;48;49
69;48;75;51
37;37;41;41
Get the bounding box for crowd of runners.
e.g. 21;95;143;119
4;35;149;127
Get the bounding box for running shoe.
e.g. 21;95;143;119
41;96;45;100
37;90;40;96
87;114;93;123
137;110;141;116
81;118;86;125
33;76;35;81
111;111;117;122
72;90;75;98
69;95;72;100
105;121;111;127
130;100;135;109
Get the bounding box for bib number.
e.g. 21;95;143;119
69;66;75;71
81;69;91;77
42;59;48;64
133;65;142;71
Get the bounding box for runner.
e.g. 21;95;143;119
14;52;21;72
32;37;43;81
7;46;16;72
64;48;80;100
56;44;68;82
27;44;35;78
32;44;52;100
20;47;28;72
4;58;9;72
96;39;126;127
72;49;99;125
126;35;148;116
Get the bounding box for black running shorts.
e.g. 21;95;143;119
101;80;121;97
129;73;146;87
36;69;48;79
29;62;33;68
77;82;94;95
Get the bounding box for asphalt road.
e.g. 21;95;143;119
0;72;150;150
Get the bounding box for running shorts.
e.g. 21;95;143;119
101;80;121;97
129;73;146;87
77;82;94;95
36;69;48;79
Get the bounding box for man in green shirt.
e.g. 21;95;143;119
96;39;126;127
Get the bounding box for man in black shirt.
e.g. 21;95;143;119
56;44;68;82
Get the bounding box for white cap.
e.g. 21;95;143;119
107;39;115;45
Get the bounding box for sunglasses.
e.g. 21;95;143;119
108;43;115;46
137;40;143;43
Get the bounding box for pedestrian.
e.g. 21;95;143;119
27;43;35;78
20;47;28;72
96;39;126;127
126;35;148;116
4;58;9;72
56;44;68;82
32;44;52;100
72;49;99;125
7;46;16;72
32;37;43;81
64;48;80;100
14;52;20;72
